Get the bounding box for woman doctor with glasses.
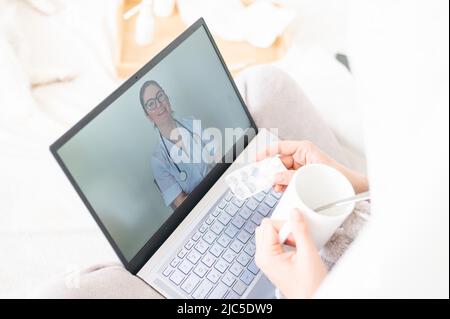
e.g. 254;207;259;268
140;80;215;209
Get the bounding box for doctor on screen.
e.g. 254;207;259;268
140;80;215;209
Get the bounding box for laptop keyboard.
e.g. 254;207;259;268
161;188;282;299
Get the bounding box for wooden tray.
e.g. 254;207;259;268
116;0;293;78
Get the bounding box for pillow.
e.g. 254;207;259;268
6;0;80;87
0;33;35;121
0;22;62;145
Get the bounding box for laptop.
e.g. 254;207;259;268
50;19;280;299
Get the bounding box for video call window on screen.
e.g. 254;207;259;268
57;27;253;261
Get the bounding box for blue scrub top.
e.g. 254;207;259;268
150;117;215;207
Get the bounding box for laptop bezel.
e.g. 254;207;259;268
49;18;258;274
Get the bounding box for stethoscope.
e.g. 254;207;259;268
158;119;206;182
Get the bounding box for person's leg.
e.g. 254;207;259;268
33;263;164;299
235;65;351;168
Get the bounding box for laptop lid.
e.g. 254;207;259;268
50;19;257;274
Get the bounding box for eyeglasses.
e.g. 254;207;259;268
144;90;168;113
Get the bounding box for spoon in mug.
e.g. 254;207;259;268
313;191;371;213
278;191;371;244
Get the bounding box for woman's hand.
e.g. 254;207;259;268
257;140;369;193
255;209;328;299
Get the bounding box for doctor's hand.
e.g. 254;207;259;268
256;140;369;193
255;209;327;299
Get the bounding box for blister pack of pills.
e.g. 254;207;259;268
225;156;287;200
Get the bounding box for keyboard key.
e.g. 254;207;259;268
214;259;228;273
218;199;228;209
222;250;237;263
251;213;264;226
203;231;217;245
185;239;196;249
218;212;232;225
181;273;201;294
170;258;181;268
240;270;255;285
232;280;247;295
210;222;224;235
170;270;185;285
178;260;194;274
210;244;224;257
239;207;253;220
225;291;240;299
192;280;213;299
263;187;271;194
195;240;209;254
244;242;256;256
224;224;239;238
247;260;260;275
187;250;202;264
205;214;215;225
256;203;271;216
229;262;244;277
253;192;266;202
222;272;236;287
225;203;239;216
264;194;278;208
230;240;244;253
212;208;222;217
178;249;188;258
243;221;257;234
236;253;251;266
217;234;232;248
208;282;229;299
163;267;173;277
236;230;251;244
207;269;221;283
194;263;209;277
231;197;245;208
232;215;246;228
225;192;233;201
202;253;216;267
271;189;283;199
192;232;201;242
199;223;208;233
246;198;259;211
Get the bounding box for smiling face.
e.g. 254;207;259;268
143;83;173;127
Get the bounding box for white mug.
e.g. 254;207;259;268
271;164;355;250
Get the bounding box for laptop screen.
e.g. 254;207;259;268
52;21;256;268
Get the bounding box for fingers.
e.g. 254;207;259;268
256;141;304;161
273;185;287;193
279;155;294;169
272;170;295;193
274;170;296;186
289;209;315;254
269;220;297;246
255;219;285;271
255;152;293;169
255;219;279;249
